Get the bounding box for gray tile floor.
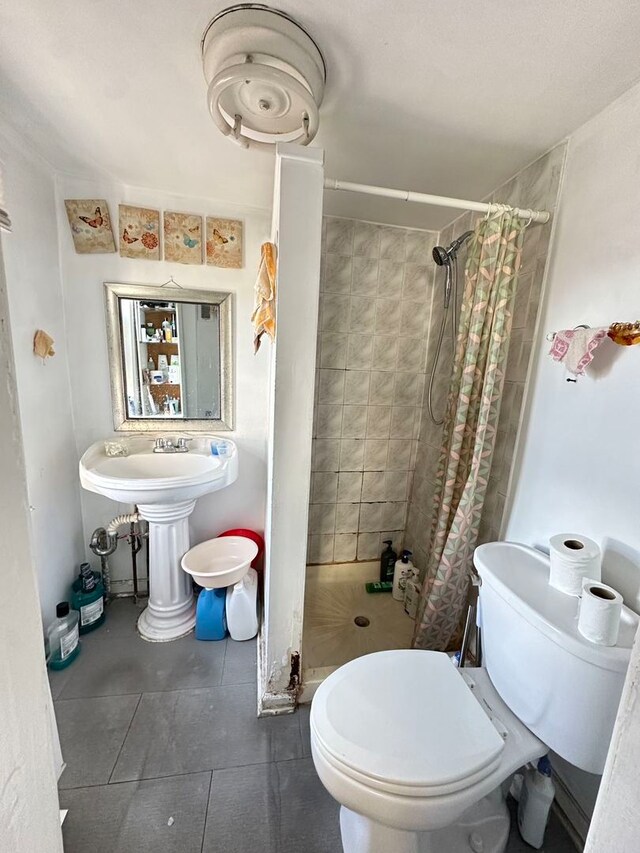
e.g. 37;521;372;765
53;599;577;852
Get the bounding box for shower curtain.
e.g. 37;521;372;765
413;207;526;651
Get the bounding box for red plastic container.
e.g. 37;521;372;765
218;528;265;571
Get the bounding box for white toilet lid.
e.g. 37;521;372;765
311;650;505;794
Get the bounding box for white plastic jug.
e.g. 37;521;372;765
226;567;259;641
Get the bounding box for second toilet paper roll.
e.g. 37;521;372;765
549;534;601;596
578;580;623;646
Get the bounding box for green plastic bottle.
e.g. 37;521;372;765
71;562;106;634
47;602;81;670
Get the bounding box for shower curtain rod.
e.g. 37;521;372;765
323;178;551;224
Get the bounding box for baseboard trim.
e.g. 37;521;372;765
553;772;589;850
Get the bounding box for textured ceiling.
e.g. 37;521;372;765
2;1;640;228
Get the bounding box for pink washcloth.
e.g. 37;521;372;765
548;327;608;376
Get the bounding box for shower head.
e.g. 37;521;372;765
432;230;474;266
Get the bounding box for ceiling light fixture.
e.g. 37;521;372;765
201;4;326;150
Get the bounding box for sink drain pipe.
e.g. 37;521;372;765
89;512;142;599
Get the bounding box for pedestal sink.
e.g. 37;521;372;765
79;435;238;642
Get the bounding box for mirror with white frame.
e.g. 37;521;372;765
104;283;233;431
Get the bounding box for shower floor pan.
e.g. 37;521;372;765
300;561;414;703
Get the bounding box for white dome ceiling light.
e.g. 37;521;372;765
202;4;326;150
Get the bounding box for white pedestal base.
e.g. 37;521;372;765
137;500;197;642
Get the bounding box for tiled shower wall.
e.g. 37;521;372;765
405;142;567;574
307;216;438;564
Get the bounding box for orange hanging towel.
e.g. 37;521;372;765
252;241;277;352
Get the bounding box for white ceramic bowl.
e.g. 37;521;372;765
181;536;259;589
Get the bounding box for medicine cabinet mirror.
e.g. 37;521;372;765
104;282;233;431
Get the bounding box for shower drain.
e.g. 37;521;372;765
354;616;370;628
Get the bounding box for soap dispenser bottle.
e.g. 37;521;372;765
392;550;414;601
47;602;81;670
379;539;397;583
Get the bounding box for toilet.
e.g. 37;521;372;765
310;542;639;853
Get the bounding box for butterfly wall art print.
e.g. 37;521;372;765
119;205;161;260
163;212;203;264
206;217;243;269
64;199;116;254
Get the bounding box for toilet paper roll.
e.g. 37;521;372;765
578;579;623;646
549;534;601;597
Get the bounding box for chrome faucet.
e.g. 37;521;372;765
153;437;190;453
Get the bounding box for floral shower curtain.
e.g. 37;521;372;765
413;207;526;651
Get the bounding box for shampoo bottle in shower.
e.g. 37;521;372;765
379;539;397;583
392;550;414;601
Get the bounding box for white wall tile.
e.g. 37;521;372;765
402;264;430;301
311;472;339;503
375;298;402;333
390;406;416;440
352;257;379;294
349;297;377;334
337;471;363;503
320;332;348;369
362;471;387;502
341;405;368;438
380;227;406;261
318;369;346;404
359;502;383;532
369;372;395;405
387;439;412;470
372;336;399;371
321;294;351;332
386;471;409;501
363;439;389;471
344;370;370;405
316;404;343;438
366;406;392;438
335;502;360;533
353;222;381;258
339;438;365;471
307;533;334;564
308;502;337;534
323;254;352;293
378;259;404;298
346;334;374;370
357;532;381;560
325;217;354;255
312;438;341;471
334;533;357;562
382;501;407;530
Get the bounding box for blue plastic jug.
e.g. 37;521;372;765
195;588;227;640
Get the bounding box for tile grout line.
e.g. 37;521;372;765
107;693;142;785
59;768;213;792
200;770;215;853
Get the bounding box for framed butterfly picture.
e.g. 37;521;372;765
206;217;243;269
119;205;161;261
64;199;116;254
163;212;203;265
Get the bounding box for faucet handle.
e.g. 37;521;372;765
176;437;190;451
154;437;165;450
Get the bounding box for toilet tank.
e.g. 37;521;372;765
474;542;638;774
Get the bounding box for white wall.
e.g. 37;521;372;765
261;145;324;713
506;81;640;606
55;175;271;587
0;239;63;852
505;81;640;827
0;122;84;623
